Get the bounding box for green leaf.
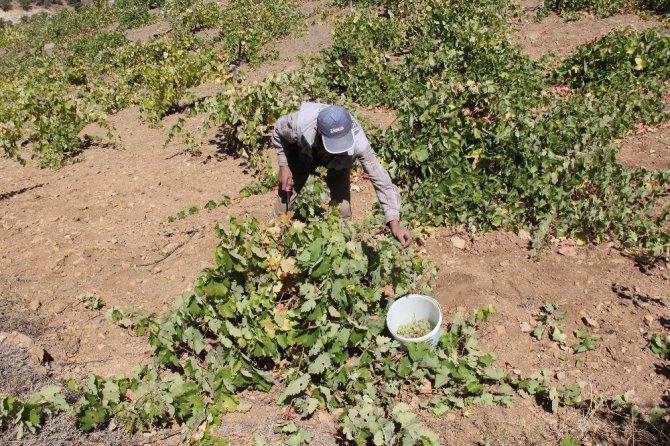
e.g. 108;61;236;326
551;326;566;344
300;299;317;313
561;436;581;446
77;405;107;432
484;368;505;381
308;353;331;375
280;374;310;400
412;148;429;162
647;406;666;424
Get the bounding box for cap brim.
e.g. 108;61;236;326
322;131;354;154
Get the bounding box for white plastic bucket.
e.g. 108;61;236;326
386;294;442;347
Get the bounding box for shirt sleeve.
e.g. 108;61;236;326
355;134;402;224
271;112;299;166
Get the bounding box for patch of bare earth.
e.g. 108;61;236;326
513;12;660;59
0;298;134;445
618;124;670;170
0;2;57;23
123;20;171;43
421;229;670;445
354;106;398;130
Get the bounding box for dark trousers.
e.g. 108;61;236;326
272;167;352;220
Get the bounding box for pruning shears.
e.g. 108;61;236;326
284;185;292;214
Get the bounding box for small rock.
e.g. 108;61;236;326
29;299;41;311
152;266;162;274
66;337;81;354
451;236;466;250
644;315;654;325
520;321;533;333
237;403;252;413
121;262;130;270
582;316;599;328
556;372;566;380
557;246;577;257
0;331;47;365
494;325;506;335
351;184;361;193
43;42;55;55
517;229;532;241
512;369;523;376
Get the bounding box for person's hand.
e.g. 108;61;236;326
388;220;412;249
278;165;293;191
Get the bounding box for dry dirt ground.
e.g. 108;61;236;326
0;2;53;24
2;2;670;445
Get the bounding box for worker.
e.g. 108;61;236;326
271;102;412;248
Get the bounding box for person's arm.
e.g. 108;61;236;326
357;142;412;248
272;112;299;189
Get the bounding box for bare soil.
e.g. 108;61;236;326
512;11;660;59
0;2;55;23
619;124;670;170
2;3;670;445
124;21;172;43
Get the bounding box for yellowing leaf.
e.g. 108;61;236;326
280;258;297;275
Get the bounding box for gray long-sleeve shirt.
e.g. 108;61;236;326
271;102;401;223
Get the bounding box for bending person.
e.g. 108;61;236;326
271;102;412;248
